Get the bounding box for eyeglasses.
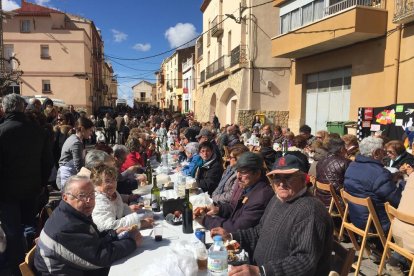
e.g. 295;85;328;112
65;192;95;202
271;174;299;186
386;150;396;154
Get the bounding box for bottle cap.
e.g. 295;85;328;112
213;235;223;241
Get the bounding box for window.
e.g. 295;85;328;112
42;80;51;93
20;20;31;33
41;45;50;59
228;31;232;56
140;92;145;101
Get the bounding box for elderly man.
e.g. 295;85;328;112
197;152;273;232
0;94;53;274
212;155;333;276
344;136;403;235
35;176;142;275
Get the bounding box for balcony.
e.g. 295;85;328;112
206;56;226;79
272;0;387;58
182;58;193;73
230;45;248;67
394;0;414;23
211;15;224;37
196;38;203;60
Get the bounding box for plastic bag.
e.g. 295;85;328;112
0;222;6;253
141;241;198;276
190;192;213;208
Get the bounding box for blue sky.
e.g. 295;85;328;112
3;0;203;105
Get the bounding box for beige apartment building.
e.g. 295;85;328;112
132;80;156;108
272;0;414;133
103;61;117;107
195;0;291;126
157;46;195;112
3;0;115;114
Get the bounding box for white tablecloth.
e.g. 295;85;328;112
109;221;212;276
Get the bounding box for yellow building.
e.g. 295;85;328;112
272;0;414;133
3;0;110;114
195;0;291;126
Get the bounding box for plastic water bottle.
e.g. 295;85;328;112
208;235;228;275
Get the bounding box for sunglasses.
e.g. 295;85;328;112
271;174;300;185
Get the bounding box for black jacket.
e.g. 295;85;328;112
196;154;224;196
35;200;136;275
0;112;53;200
316;153;351;207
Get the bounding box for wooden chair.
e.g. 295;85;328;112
330;240;356;276
316;181;345;219
338;189;387;275
309;175;316;195
316;181;345;238
378;202;414;276
19;245;36;276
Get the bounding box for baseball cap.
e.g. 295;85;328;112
196;128;213;139
267;155;306;175
235;152;264;170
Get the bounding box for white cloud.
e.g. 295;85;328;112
34;0;51;5
2;0;20;11
133;43;151;52
165;23;198;49
111;29;128;43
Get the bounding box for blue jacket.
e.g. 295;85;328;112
181;154;202;178
34;200;136;275
344;155;403;233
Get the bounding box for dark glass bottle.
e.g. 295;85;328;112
151;175;160;212
182;189;193;233
145;158;152;182
282;139;288;156
156;144;162;163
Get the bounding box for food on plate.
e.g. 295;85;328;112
193;206;208;217
174;210;182;218
224;240;240;251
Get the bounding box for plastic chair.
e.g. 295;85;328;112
378;202;414;276
19;245;36;276
330;240;356;276
338;189;387;275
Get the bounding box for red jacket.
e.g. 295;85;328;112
120;152;144;172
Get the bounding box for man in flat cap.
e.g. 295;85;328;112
212;155;333;276
195;152;273;232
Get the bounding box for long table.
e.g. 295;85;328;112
109;221;212;276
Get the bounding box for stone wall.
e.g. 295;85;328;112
238;110;289;129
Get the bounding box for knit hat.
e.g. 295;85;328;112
196;128;213;139
235;152;263;170
267;155;305;175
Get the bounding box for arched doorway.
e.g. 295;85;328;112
219;88;237;125
209;93;217;123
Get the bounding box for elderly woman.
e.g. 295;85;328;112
212;144;249;204
180;142;202;178
316;137;350;207
57;117;94;189
91;164;152;232
344;136;403;234
385;140;414;169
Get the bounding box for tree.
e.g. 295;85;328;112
0;56;23;96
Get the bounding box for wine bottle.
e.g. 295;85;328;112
145;158;152;182
182;188;193;233
151;175;160;212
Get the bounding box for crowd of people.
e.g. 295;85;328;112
0;93;414;275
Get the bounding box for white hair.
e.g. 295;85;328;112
62;175;90;194
359;136;383;157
